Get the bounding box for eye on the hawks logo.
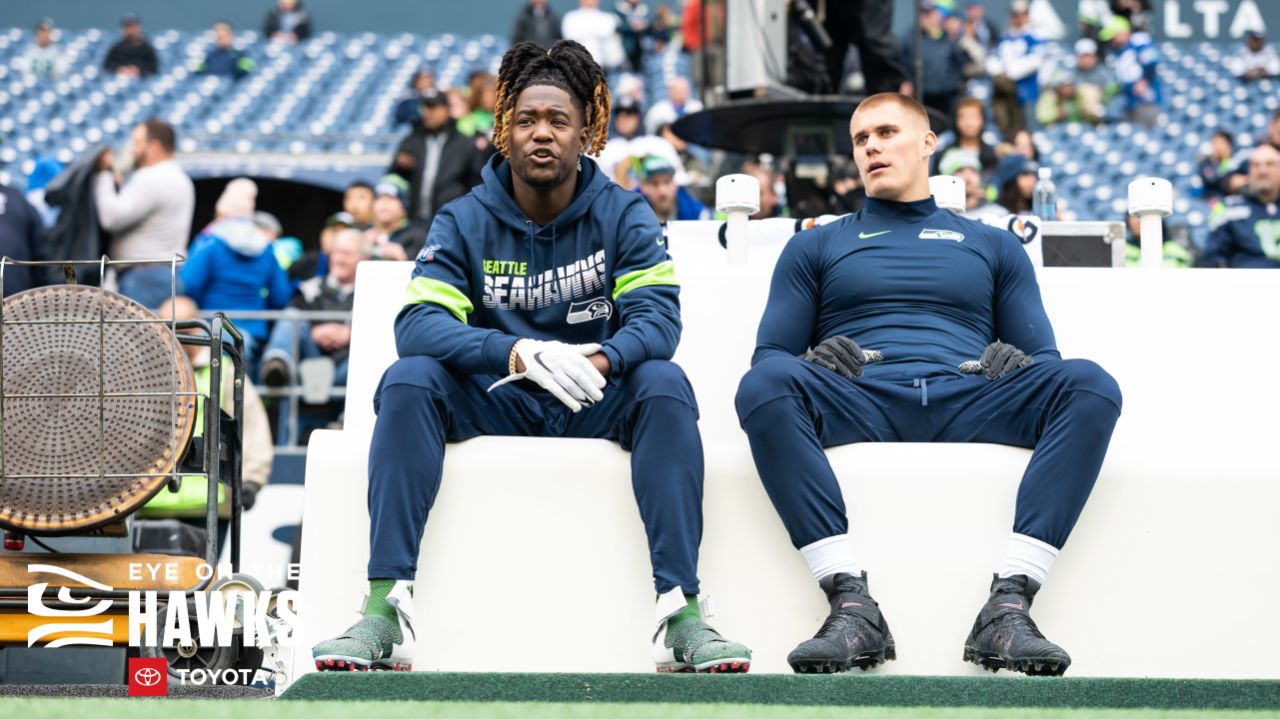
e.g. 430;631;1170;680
417;243;442;262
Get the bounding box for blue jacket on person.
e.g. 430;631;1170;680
198;47;254;80
1201;194;1280;268
994;28;1045;104
181;218;292;341
396;153;681;380
1111;32;1162;110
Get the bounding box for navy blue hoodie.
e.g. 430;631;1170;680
395;154;680;379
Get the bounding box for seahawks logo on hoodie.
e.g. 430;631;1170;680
566;297;613;324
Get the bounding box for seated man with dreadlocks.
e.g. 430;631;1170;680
312;40;751;673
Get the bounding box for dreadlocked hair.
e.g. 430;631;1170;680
492;40;611;159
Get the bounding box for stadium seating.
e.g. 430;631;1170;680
1;26;1265;244
296;219;1280;679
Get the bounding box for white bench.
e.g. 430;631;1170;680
297;219;1280;679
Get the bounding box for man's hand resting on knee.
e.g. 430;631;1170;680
488;339;607;412
973;341;1034;380
802;336;873;379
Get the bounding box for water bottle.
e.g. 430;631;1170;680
1032;167;1057;222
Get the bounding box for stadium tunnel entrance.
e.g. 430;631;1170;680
188;173;364;250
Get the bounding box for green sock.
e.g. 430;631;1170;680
667;594;702;627
365;579;398;621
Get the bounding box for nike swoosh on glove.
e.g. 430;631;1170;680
802;335;868;379
978;341;1034;380
487;339;606;412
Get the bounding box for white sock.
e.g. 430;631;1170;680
997;533;1058;585
799;534;860;582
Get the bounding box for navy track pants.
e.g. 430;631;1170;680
367;356;704;594
734;355;1122;550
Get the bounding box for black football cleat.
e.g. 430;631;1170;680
788;571;896;673
963;574;1071;676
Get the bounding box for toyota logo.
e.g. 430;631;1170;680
133;667;163;686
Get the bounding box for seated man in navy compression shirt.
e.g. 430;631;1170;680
735;93;1122;676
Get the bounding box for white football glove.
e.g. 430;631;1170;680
487;339;606;412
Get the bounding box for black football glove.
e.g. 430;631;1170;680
977;341;1034;380
803;336;868;379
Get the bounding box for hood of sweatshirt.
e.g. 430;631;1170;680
212;217;270;257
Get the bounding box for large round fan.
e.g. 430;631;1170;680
0;285;197;534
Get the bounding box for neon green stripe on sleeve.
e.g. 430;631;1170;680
403;276;473;323
612;260;678;301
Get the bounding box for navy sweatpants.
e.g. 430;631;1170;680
735;356;1122;550
367;355;704;594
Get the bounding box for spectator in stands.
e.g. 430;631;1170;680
1264;110;1280;150
596;96;686;188
1199;130;1246;201
0;175;46;296
192;177;258;255
366;178;426;261
645;77;703;136
311;40;750;674
1122;214;1192;268
988;0;1044;136
899;2;968;117
743;162;784;219
931;97;998;177
103;14;158;78
941;151;987;213
1109;0;1151;33
260;227;365;389
614;73;647;108
650;3;676;52
343;180;374;229
457;72;497;138
1101;16;1161;128
1068;38;1116;123
255;210;282;243
199;21;255;80
562;0;624;71
637;155;708;222
290;211;354;284
23;18;65;80
181;211;292;365
265;0;312;44
657;122;711;190
1228;30;1280;82
94;118;194;308
390;89;485;231
1201;143;1280;268
24;157;63;228
512;0;563;49
964;0;999;51
615;0;652;73
393;70;436;128
1036;74;1090;127
151;296;273;520
1004;128;1040;162
823;0;907;95
945;8;987;81
980;153;1037;219
445;88;468;120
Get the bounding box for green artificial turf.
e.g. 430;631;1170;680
1;698;1279;720
279;673;1280;711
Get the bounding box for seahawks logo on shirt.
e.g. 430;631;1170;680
417;243;442;262
566;297;613;324
918;228;965;242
